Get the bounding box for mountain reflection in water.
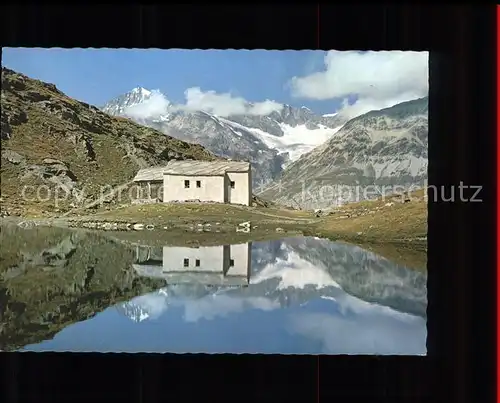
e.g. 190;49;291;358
0;225;427;355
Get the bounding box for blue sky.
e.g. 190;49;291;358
2;48;344;115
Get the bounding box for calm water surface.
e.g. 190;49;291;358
0;225;427;355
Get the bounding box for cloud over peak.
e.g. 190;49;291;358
123;87;283;120
182;87;283;117
124;89;170;120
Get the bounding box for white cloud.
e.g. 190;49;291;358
180;87;283;117
287;310;427;355
124;90;170;120
126;289;279;324
122;87;283;119
290;50;428;119
182;295;279;323
335;92;424;120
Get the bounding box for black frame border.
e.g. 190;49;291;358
0;4;496;403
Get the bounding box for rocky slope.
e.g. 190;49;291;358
259;97;428;209
102;89;347;187
0;68;216;216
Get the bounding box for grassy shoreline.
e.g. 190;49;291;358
2;190;427;270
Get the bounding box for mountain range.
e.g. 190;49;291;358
1;68;428;214
102;88;428;208
101;88;347;187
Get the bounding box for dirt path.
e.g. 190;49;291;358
64;203;319;225
229;204;319;223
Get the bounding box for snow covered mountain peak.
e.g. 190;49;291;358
101;89;348;186
131;87;152;97
102;87;157;116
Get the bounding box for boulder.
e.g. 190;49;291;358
2;150;26;165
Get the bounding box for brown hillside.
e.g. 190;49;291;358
1;68;217;216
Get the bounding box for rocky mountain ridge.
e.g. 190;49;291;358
259;97;429;209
